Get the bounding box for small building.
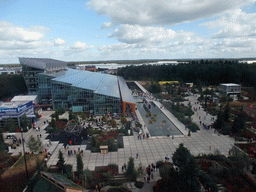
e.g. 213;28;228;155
100;145;108;154
0;101;35;129
219;83;241;96
11;95;38;105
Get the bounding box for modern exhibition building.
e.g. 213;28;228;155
19;57;136;116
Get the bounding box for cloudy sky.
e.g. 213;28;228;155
0;0;256;64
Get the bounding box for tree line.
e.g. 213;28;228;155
117;60;256;87
0;74;27;100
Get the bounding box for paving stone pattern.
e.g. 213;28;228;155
8;94;235;173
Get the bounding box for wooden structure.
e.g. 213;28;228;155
100;145;108;154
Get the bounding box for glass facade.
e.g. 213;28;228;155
22;65;44;94
20;58;134;116
37;73;54;104
51;80;121;115
94;94;121;115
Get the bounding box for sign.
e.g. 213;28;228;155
0;101;34;118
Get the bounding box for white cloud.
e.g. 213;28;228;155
0;21;46;41
88;0;256;26
65;41;94;55
203;8;256;38
0;21;71;63
54;38;66;46
108;24;176;44
102;22;114;29
0;40;53;50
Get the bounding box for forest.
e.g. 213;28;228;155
0;74;27;100
117;60;256;87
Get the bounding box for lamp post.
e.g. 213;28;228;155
18;116;29;183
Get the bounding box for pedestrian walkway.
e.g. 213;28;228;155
9;111;54;156
8;94;235;175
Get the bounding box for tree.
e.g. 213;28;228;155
80;112;88;120
0;129;5;152
76;154;84;179
125;157;137;182
102;115;108;122
148;82;161;94
121;116;127;125
213;109;224;130
57;150;65;174
172;143;200;192
223;103;230;122
51;117;56;129
4;118;16;132
232;106;246;134
110;119;117;128
21;114;31;131
56;108;65;115
26;136;43;153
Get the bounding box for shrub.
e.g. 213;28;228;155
156;160;164;168
91;147;100;153
188;123;200;132
135;181;144;188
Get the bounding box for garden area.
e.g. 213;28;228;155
0;152;47;192
153;143;256;192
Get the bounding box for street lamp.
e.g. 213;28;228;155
18;116;29;183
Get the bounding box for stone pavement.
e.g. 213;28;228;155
6;93;235;177
4;111;55;156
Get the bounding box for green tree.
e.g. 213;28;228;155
148;82;161;94
54;112;59;121
121;116;127;125
213;110;224;130
26;136;43;153
125;157;137;182
223;103;230;122
84;168;94;186
51;117;56;128
4;118;17;132
102;115;108;122
172;143;200;192
76;154;84;179
21;114;31;131
56;108;65;115
57;150;65;174
0;129;5;152
232;106;246;134
108;137;116;151
110;119;117;128
80;112;87;120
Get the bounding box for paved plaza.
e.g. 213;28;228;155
6;93;235;174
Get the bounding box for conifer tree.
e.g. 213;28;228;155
57;150;65;173
76;154;84;178
125;157;137;182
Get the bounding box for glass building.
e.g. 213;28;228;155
20;58;136;116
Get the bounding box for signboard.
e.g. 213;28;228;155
0;101;34;118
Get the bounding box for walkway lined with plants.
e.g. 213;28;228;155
8;94;235;175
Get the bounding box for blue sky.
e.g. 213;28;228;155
0;0;256;64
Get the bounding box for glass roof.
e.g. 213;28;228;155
52;69;120;98
118;76;135;104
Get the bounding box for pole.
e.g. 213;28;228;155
18;116;29;183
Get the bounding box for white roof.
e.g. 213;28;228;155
220;83;240;86
11;95;37;102
0;101;25;108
